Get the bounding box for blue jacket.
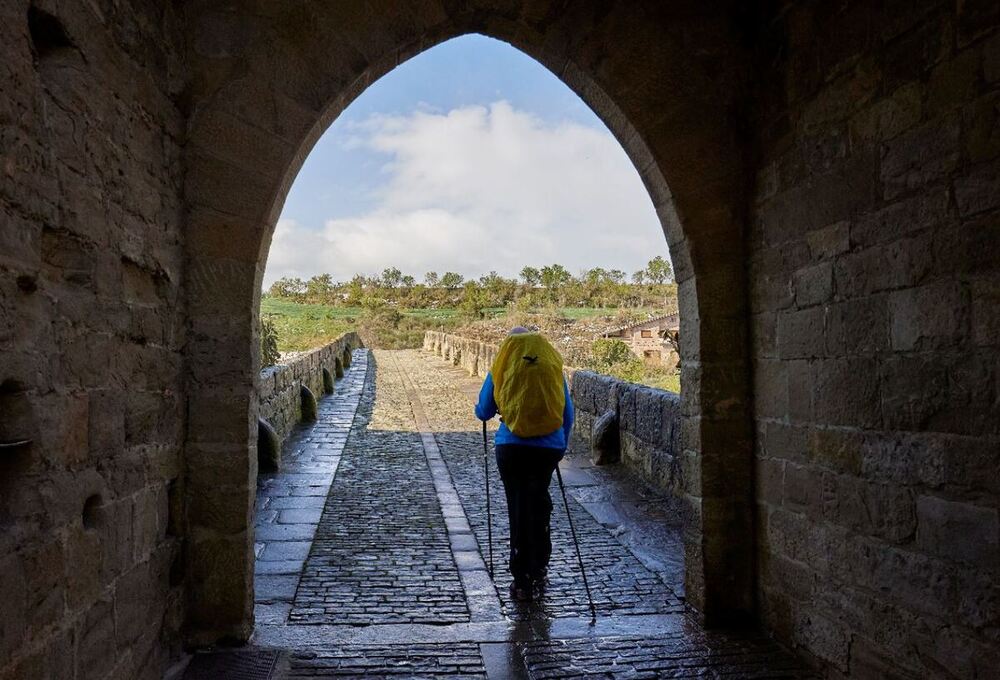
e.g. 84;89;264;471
475;372;574;450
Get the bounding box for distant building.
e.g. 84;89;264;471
602;313;680;366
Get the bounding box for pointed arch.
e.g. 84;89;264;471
181;2;752;643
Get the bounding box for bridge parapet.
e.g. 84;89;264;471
259;332;363;448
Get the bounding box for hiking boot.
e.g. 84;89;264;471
530;570;548;595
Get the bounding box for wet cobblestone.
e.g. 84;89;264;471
287;642;486;678
255;350;368;624
522;633;812;679
289;353;469;625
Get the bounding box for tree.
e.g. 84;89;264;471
424;271;439;287
631;270;646;285
440;271;464;289
540;264;572;305
345;274;366;305
305;273;334;301
268;277;307;299
458;281;488;318
401;275;416;288
520;266;541;286
645;256;673;284
381;267;403;288
540;264;571;289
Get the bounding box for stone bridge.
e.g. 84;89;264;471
194;343;808;678
2;2;999;679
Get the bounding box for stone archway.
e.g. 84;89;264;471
182;2;752;643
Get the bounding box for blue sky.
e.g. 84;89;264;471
265;34;667;286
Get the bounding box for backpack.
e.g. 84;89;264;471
491;333;565;438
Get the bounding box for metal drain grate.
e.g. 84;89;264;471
182;650;279;680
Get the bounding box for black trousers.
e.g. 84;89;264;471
495;444;563;587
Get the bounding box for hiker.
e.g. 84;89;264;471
475;327;574;601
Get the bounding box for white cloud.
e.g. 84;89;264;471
264;102;667;285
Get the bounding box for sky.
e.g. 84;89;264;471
263;34;668;287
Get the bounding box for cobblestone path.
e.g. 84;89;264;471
189;348;811;679
289;352;469;625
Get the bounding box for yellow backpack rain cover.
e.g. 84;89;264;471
491;333;565;438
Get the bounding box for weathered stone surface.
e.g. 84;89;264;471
752;4;1000;675
3;2;997;677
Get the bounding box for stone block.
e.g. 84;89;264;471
806;220;850;260
132;487;161;562
753;359;787;419
786;360;813;423
807;428;862;476
793;262;833;307
850;187;949;248
0;552;26;666
879;354;949;432
633;387;662;441
927;48;978;116
76;598;116;680
965;92;1000;164
916;495;999;569
758;421;809;464
22;538;65;637
985;30;1000;83
783;463;824;516
827;475;916;543
955;158;1000;217
889;280;969;351
971;275;1000;347
825;296;889;356
881;117;960;199
957;0;1000;47
812;358;881;428
849;82;922;144
777;306;825;359
756;455;784;505
66;526;102;611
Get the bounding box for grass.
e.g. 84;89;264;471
260;298;357;353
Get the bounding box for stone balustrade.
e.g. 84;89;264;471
259;332;363;448
422;331;682;504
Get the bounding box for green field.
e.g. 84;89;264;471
260;298;481;352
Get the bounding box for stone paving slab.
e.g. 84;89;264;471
288;352;470;625
285;642;487;678
522;633;813;679
253;350;368;622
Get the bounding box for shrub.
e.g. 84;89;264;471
587;338;644;383
260;315;281;367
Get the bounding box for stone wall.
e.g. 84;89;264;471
0;2;186;679
569;371;683;508
423;332;683;505
750;3;1000;676
259;333;363;443
423;331;499;378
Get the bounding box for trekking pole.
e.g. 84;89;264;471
555;465;597;623
482;420;494;578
